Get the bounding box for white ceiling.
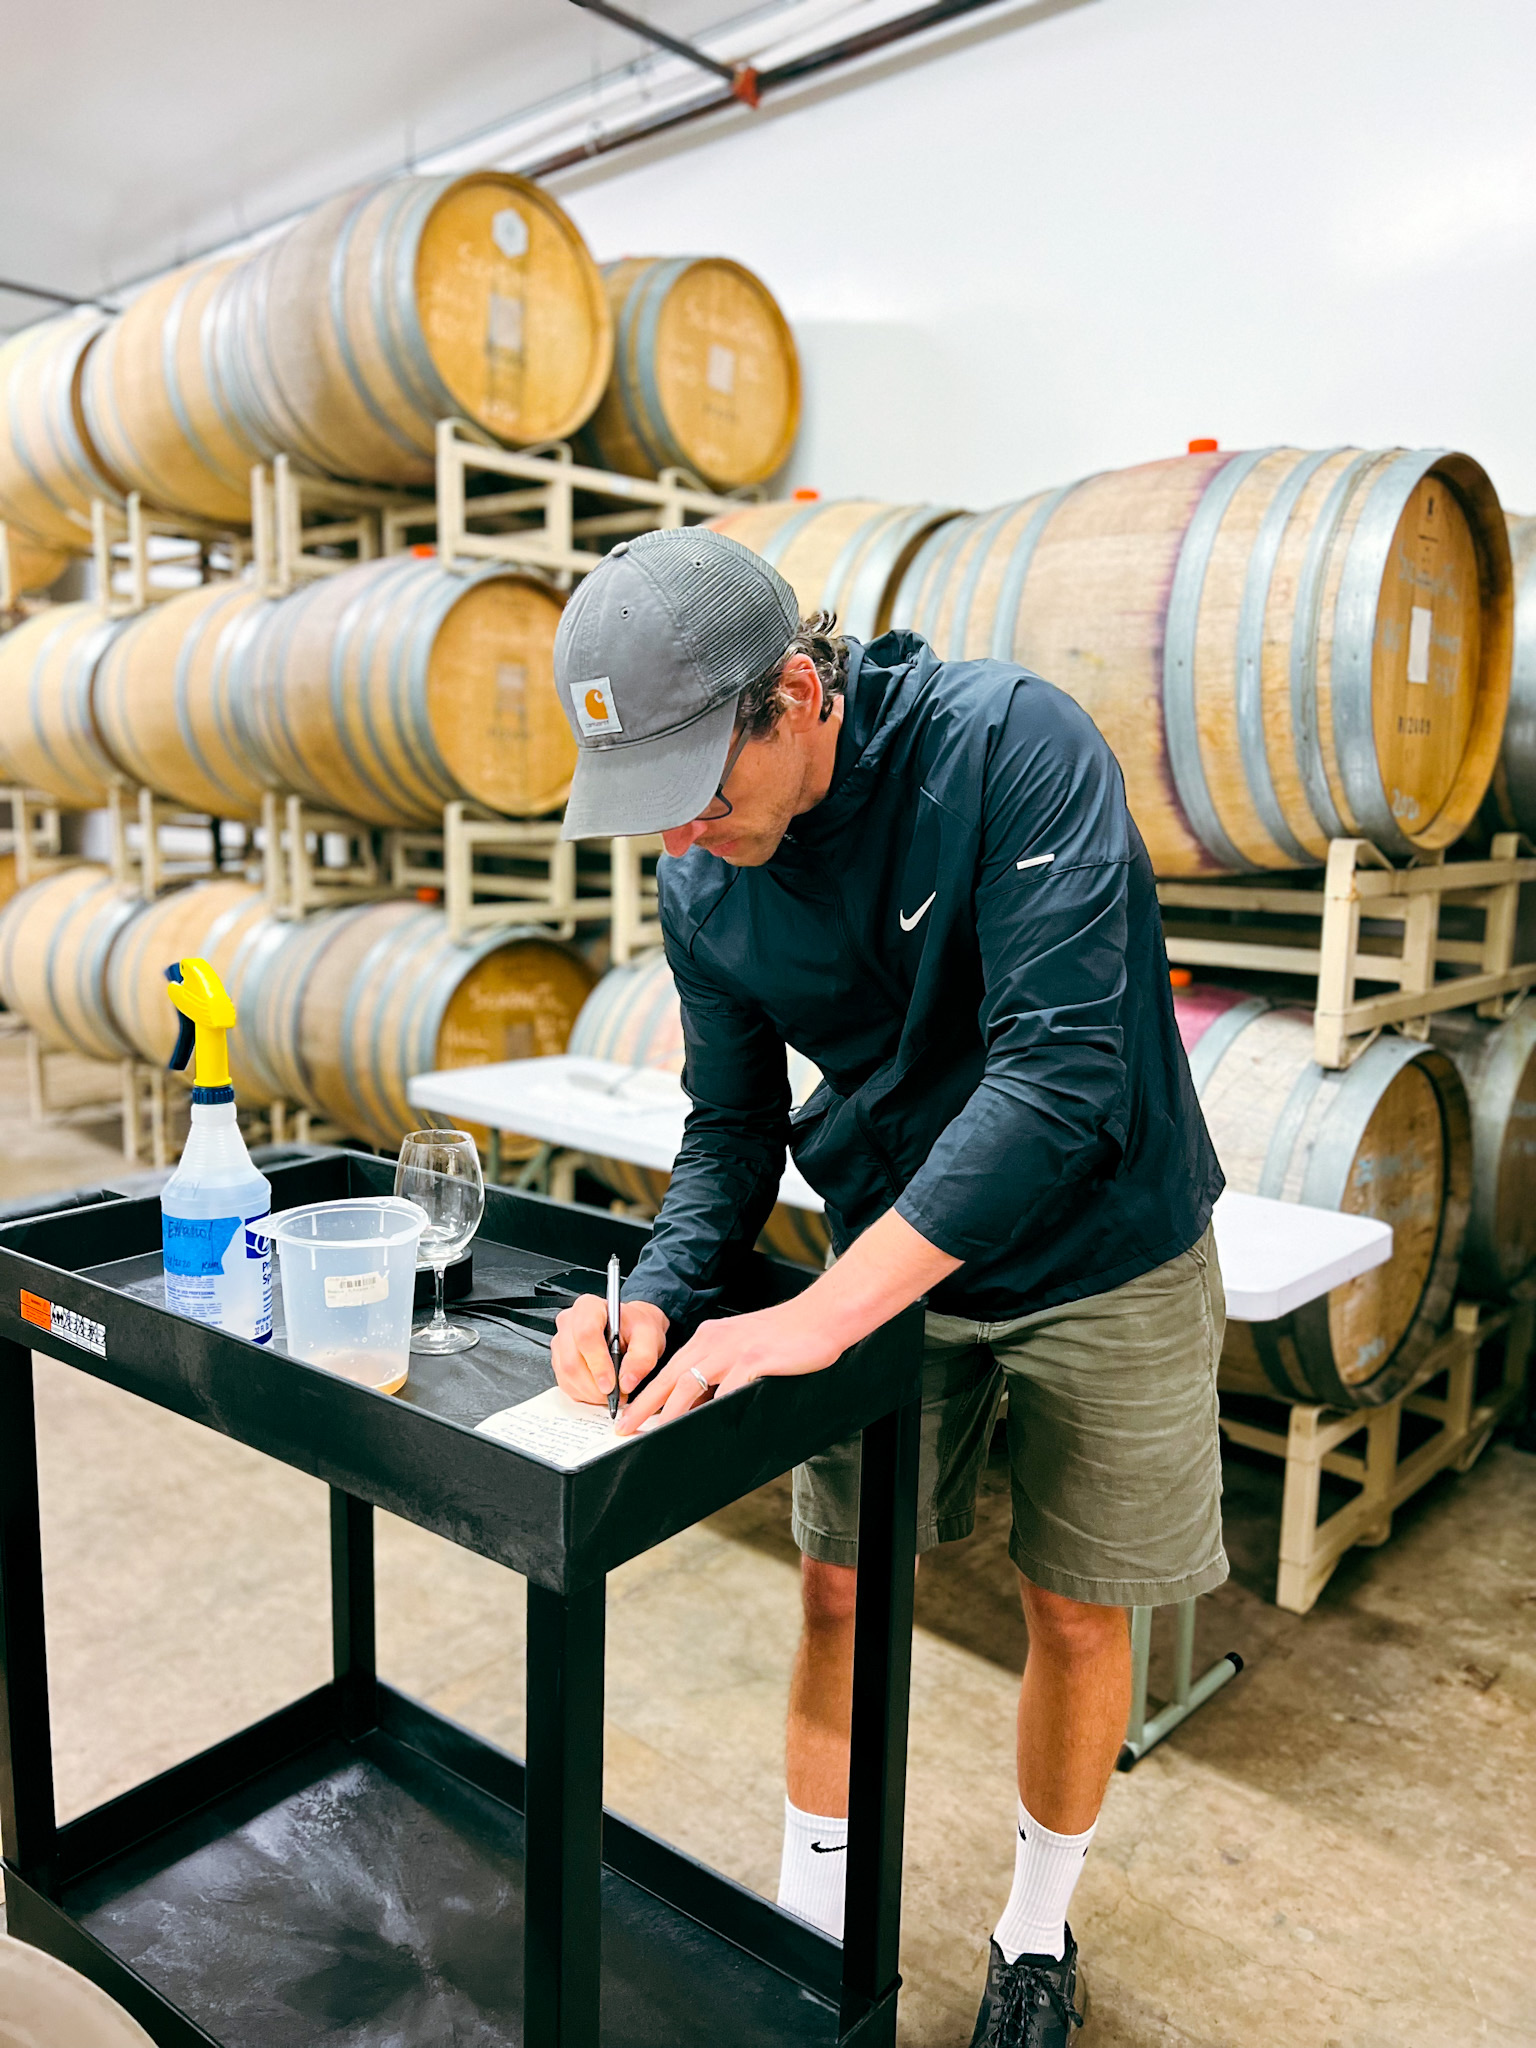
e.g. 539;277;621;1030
0;0;781;329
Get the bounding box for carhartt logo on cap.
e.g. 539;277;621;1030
573;677;624;739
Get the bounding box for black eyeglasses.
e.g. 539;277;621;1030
697;728;752;823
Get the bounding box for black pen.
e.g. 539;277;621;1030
605;1253;623;1420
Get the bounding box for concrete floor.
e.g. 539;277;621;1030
2;1034;1535;2045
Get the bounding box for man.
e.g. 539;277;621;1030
550;526;1227;2048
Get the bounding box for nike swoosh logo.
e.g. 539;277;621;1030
810;1840;848;1855
1016;853;1055;871
899;891;937;932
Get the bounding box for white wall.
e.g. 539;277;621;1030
555;0;1536;514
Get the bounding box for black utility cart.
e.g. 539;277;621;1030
0;1150;922;2048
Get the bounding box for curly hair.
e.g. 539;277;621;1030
734;610;849;739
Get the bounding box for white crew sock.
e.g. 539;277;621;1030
992;1798;1096;1962
776;1796;848;1939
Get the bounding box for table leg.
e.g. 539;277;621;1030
0;1338;56;1888
330;1489;377;1740
1117;1600;1243;1769
525;1578;606;2048
841;1395;920;2042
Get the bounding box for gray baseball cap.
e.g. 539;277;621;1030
555;526;800;840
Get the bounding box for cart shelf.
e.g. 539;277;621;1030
0;1150;921;2047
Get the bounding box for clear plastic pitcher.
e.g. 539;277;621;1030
265;1197;428;1394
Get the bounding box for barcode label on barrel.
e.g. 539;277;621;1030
324;1271;389;1308
20;1289;106;1357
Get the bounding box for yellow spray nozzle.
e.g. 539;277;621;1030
165;957;236;1090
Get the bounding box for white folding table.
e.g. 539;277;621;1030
409;1055;1393;1759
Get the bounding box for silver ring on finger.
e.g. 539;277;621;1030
688;1365;710;1397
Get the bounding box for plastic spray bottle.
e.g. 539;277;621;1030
158;957;273;1343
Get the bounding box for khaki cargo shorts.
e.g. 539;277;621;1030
792;1224;1229;1607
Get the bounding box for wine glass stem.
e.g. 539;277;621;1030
433;1262;447;1333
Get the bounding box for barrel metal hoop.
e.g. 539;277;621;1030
988;480;1086;663
839;506;955;643
208;591;267;794
327;561;430;819
159;265;248;499
1162;447;1276;873
1289;450;1378;845
23;608;88;797
887;515;960;641
394;562;467;807
1233;447;1341;866
284;905;365;1104
170;590;246;809
204;259;277;461
1331;448;1446;859
914;512;982;656
341;910;428;1138
335;181;439;466
382;175;461;429
950;500;1028;658
1256;1058;1331;1199
259;579;332;801
611;263;666;471
1504;523;1536;831
633;259;696;475
1185;994;1270;1094
222;916;292;1102
819;507;904;641
5;327;87;529
79;322;150;506
754;498;835;574
30;321;108;521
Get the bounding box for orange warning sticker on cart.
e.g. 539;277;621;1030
18;1289;106;1356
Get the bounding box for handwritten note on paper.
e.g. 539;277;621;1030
475;1385;632;1469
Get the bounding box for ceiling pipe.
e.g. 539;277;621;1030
568;0;760;106
532;0;1013;175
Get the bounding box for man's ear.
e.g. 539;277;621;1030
778;652;823;728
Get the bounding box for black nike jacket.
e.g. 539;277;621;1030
623;630;1223;1327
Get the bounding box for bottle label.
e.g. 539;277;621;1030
324;1270;388;1308
163;1206;272;1344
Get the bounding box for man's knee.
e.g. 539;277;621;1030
800;1555;858;1632
1019;1574;1127;1662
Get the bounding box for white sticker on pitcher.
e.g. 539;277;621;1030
325;1271;388;1308
1407;604;1432;684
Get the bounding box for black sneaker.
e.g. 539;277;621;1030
969;1924;1086;2045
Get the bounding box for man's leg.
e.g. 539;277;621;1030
786;1555;858;1817
1015;1577;1129;1834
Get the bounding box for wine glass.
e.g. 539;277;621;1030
395;1130;485;1355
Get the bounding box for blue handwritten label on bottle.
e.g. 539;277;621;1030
162;1214;242;1277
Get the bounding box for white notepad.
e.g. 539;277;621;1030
475;1385;633;1469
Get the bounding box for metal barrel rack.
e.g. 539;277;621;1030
0;1151;922;2047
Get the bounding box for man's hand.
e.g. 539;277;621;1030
551;1295;669;1408
616;1297;842;1433
616;1207;964;1435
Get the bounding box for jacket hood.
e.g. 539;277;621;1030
777;630;940;853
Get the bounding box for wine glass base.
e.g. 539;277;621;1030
409;1320;480;1356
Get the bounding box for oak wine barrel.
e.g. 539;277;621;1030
2;526;69;599
1177;985;1470;1405
1428;1005;1536;1297
239;554;572;825
711;498;960;640
894;448;1512;875
81;259;263;527
0;865;138;1060
208;171;611;487
0;604;127;807
579;257;800;490
241;901;595;1151
1477;513;1536;839
0;312;122;553
569;950;830;1269
105;880;272;1089
94;580;273;818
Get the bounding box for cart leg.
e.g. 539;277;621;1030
329;1489;377;1740
525;1578;606;2048
0;1338;57;1890
840;1395;920;2044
